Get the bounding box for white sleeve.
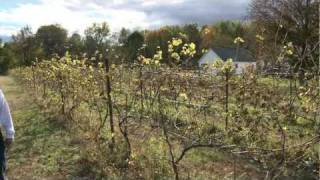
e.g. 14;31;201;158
0;90;14;139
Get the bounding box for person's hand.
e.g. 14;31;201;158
4;138;13;148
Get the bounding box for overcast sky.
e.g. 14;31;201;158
0;0;250;37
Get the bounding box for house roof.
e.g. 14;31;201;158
211;47;255;62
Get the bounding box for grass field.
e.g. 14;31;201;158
0;76;239;179
1;75;261;179
1;71;318;180
1;75;264;180
0;76;85;180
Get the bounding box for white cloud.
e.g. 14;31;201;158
0;26;19;36
0;0;249;36
141;0;184;6
0;0;152;36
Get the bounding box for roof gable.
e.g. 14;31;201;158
212;47;255;62
198;49;221;65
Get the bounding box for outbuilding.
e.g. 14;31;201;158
198;47;256;74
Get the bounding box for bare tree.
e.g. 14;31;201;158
250;0;319;83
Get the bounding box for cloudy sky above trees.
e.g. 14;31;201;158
0;0;250;36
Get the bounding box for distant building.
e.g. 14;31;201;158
198;48;256;74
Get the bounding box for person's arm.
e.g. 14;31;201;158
0;90;14;146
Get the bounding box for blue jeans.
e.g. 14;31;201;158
0;137;6;180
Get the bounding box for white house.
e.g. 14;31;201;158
198;48;256;74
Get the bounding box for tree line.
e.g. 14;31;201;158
0;21;251;71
